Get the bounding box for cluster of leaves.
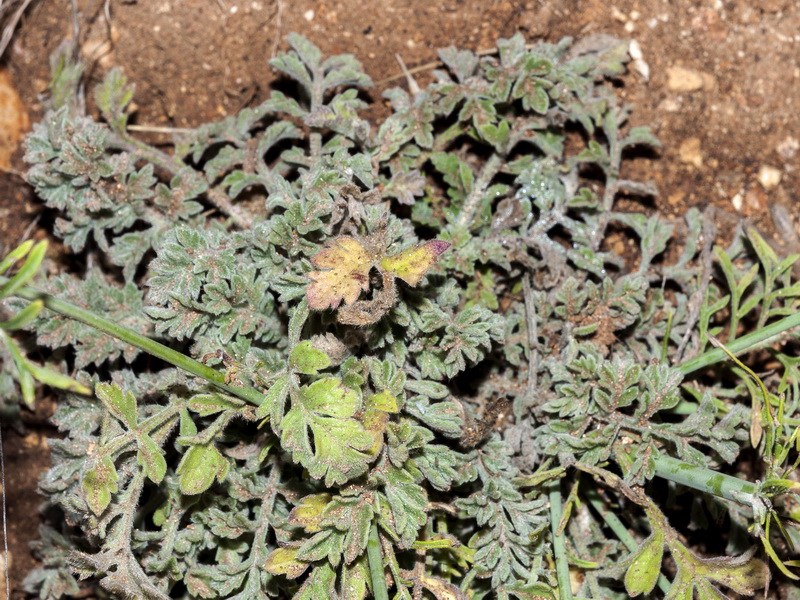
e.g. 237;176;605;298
5;31;800;600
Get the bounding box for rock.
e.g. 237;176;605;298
666;66;704;92
679;137;703;168
758;165;782;190
776;136;799;161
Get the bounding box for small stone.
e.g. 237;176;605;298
667;191;685;206
303;9;314;21
731;191;743;211
776;136;799;161
679;137;703;168
666;66;704;91
757;165;782;190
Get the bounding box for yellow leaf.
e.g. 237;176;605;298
380;240;450;286
264;546;309;579
288;493;331;533
307;237;373;310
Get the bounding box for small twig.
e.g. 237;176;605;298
0;0;33;59
270;0;282;59
675;206;716;362
16;214;41;247
127;124;194;135
394;53;420;95
375;43;539;87
516;272;538;419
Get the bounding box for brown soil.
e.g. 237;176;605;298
1;0;799;596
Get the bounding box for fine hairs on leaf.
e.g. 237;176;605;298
3;31;795;600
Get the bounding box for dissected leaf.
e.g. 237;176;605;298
307;237;374;310
177;443;229;495
290;340;332;374
82;456;118;515
95;381;137;427
280;377;374;486
289;494;332;533
624;530;664;596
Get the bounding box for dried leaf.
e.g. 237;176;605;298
307;237;374;310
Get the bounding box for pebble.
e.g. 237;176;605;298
678;137;703;168
666;66;704;92
757;165;782;190
776;136;799;161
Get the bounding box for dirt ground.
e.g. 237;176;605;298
0;0;798;596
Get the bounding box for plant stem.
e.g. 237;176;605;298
652;455;756;505
548;481;573;600
456;154;503;229
12;285;266;407
678;311;800;375
368;522;389;600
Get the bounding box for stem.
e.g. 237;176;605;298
678;311;800;375
652;455;756;506
548;481;573;600
368;522;389;600
109;132;253;230
456;154;503;229
207;185;254;229
12;285;266;406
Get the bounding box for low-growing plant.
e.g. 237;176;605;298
2;32;799;600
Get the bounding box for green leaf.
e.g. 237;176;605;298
188;392;246;416
382;467;428;548
136;433;167;484
82;456;118;515
290;341;332;375
280;377;373;486
256;373;292;424
95;67;135;132
366;390;399;413
0;239;34;277
293;563;338;600
95;382;137;427
177;443;229;495
0;239;47;299
0;299;44;331
624;530;664;596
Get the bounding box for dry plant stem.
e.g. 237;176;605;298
376;43;541;87
517;272;538;418
109;132;254;229
675;206;716;361
10;283;267;406
456;154;503;229
0;0;34;59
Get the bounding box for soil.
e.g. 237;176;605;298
0;0;798;597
